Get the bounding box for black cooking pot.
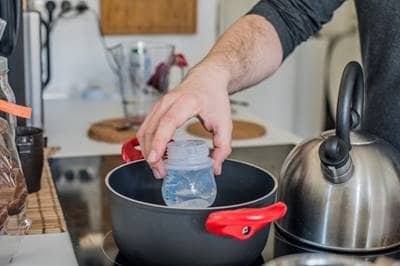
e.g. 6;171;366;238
105;138;286;266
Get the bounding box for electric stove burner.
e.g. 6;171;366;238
101;231;265;266
101;231;120;265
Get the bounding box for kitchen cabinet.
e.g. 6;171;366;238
101;0;197;34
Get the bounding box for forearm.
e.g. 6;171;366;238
191;14;283;94
186;0;344;94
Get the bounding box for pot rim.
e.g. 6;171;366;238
275;223;400;253
105;158;278;211
266;252;375;265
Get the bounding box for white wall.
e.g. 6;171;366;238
34;0;300;135
218;0;298;133
31;0;359;138
292;0;359;138
30;0;218;97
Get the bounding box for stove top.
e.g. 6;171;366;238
49;145;400;266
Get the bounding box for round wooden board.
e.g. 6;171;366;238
186;120;267;140
88;118;136;144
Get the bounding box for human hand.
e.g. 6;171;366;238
137;63;232;179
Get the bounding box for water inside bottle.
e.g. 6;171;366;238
162;142;217;209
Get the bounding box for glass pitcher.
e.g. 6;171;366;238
109;41;187;127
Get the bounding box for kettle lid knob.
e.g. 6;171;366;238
319;136;350;168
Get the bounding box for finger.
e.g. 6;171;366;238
138;95;179;179
143;95;178;157
141;103;163;159
150;160;166;179
211;121;232;175
138;93;177;158
137;102;160;158
148;96;199;169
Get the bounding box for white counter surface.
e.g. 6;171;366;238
44;99;299;158
11;233;78;266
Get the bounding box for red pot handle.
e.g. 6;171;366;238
122;138;144;162
121;137;173;163
205;202;287;241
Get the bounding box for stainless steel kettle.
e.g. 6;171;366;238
276;61;400;252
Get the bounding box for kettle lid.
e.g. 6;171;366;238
321;130;376;145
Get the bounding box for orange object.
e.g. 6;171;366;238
0;99;32;119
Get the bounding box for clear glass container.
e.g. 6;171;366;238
109;41;176;127
0;57;30;265
162;140;217;208
0;117;30;265
0;64;16;135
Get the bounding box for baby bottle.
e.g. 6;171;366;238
162;140;217;208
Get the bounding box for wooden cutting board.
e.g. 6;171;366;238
101;0;197;34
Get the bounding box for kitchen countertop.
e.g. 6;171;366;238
9;98;299;266
44;99;300;158
11;233;78;266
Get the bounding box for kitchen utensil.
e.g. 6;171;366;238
230;99;250;114
16;126;44;193
276;61;400;252
105;138;287;265
108;41;187;128
264;253;373;266
230;99;249;107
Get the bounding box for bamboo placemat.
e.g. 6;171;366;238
25;147;66;234
187;120;267;140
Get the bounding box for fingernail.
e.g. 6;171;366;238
148;150;157;163
152;168;162;179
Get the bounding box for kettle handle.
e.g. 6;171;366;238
319;62;364;173
335;61;364;147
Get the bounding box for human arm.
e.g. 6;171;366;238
137;0;344;178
